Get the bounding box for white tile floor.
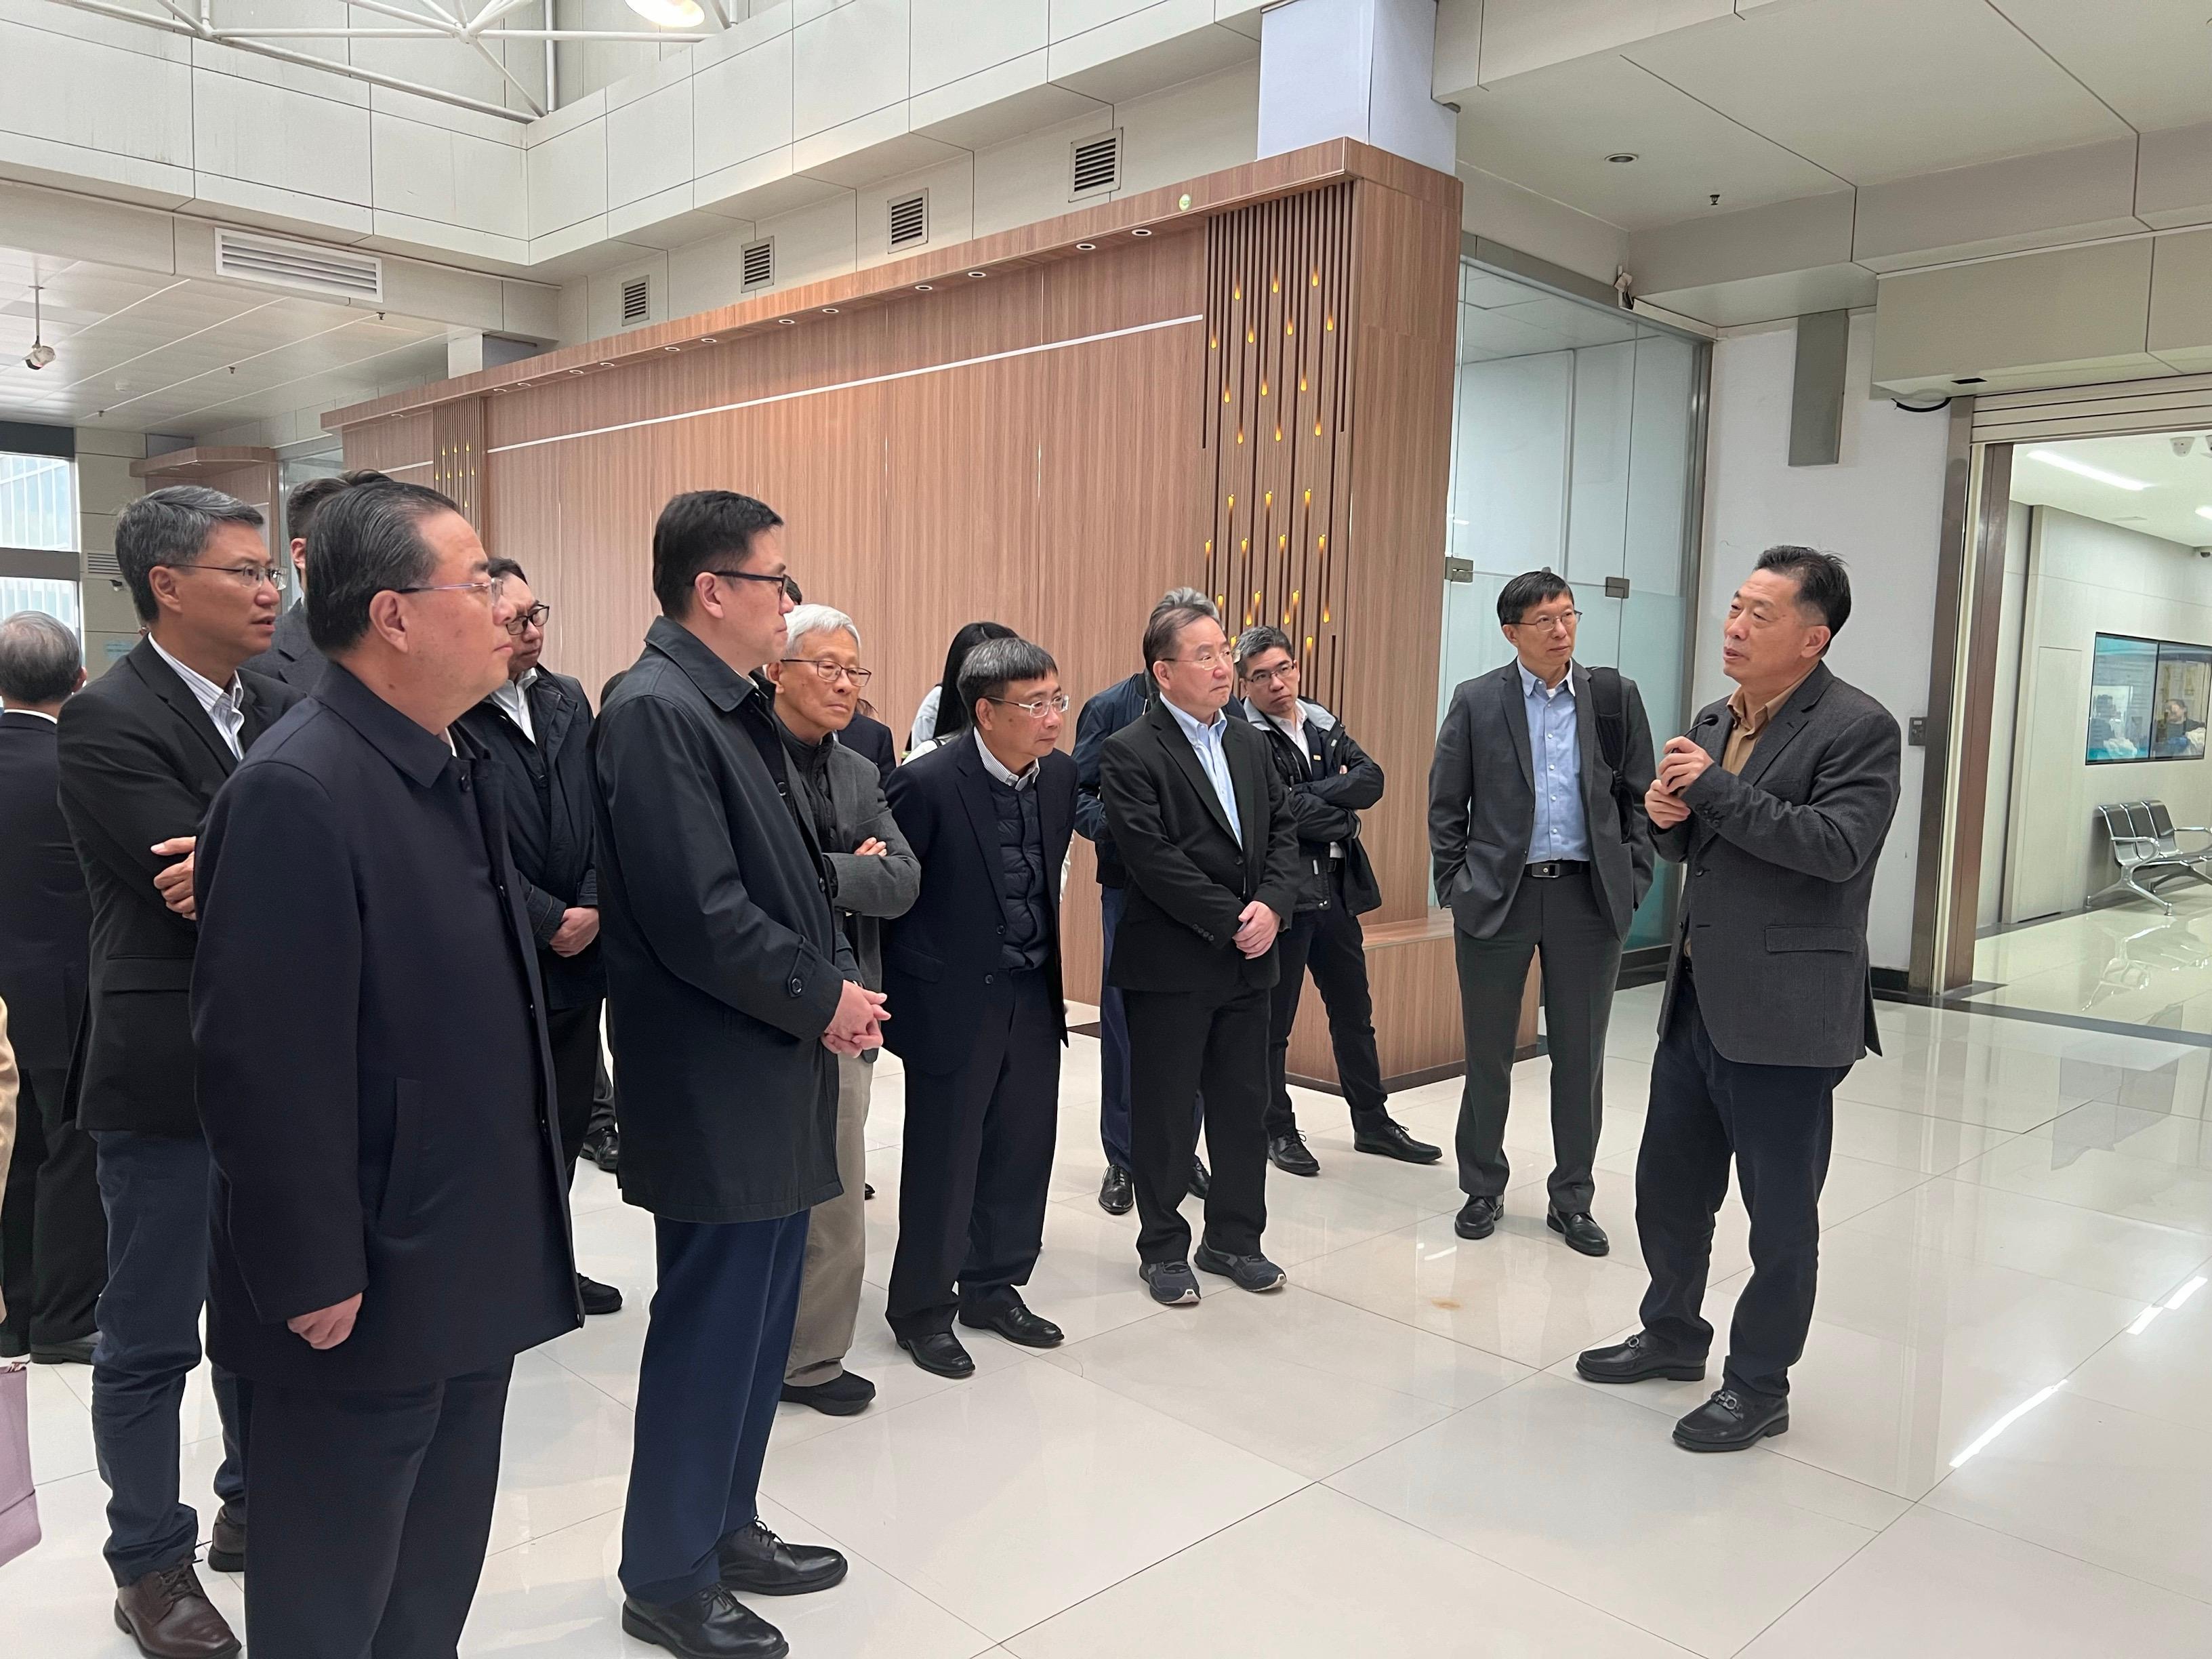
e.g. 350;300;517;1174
1969;883;2212;1036
9;983;2212;1657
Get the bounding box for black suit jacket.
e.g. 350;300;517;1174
56;640;301;1136
591;617;851;1225
0;712;91;1082
1100;698;1301;995
882;737;1075;1076
192;664;577;1390
842;711;897;788
237;601;327;693
455;667;604;1010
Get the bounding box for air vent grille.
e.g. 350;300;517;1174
621;274;651;325
741;239;775;291
888;190;928;249
1070;130;1122;199
215;231;383;302
85;548;123;583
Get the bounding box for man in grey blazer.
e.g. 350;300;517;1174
1429;571;1655;1257
1578;546;1900;1453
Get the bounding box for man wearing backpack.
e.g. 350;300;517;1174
1427;571;1656;1256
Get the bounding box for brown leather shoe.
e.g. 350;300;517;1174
114;1563;241;1658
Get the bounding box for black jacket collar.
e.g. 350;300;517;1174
316;661;458;790
646;615;761;716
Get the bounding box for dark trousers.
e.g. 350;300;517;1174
0;1067;105;1351
245;1361;512;1659
887;970;1060;1338
1124;979;1270;1264
544;999;602;1170
587;1054;617;1144
1451;866;1622;1212
1635;966;1843;1400
1265;870;1388;1138
89;1130;249;1584
1097;882;1200;1170
620;1209;809;1605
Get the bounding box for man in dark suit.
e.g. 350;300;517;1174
594;491;878;1658
766;603;918;1415
1578;546;1900;1452
192;479;579;1654
58;485;302;1659
882;636;1076;1376
239;468;390;692
1102;598;1300;1305
0;611;101;1365
1233;625;1439;1177
455;556;622;1317
1428;571;1657;1258
1073;586;1216;1216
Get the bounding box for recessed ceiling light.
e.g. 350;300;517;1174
916;283;934;291
966;270;987;278
778;318;796;326
2025;447;2150;491
599;361;615;368
821;306;839;314
1605;152;1639;165
663;345;681;352
700;337;716;344
1130;228;1153;237
569;367;586;376
1076;241;1097;251
625;0;703;24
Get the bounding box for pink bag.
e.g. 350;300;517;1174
0;1358;39;1568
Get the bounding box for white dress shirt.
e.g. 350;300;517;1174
2;708;57;724
148;634;247;760
1165;697;1242;840
972;728;1036;790
491;667;539;744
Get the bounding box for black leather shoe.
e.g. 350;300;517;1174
780;1370;876;1416
1141;1261;1201;1305
1352;1118;1443;1164
1189;1156;1211;1199
1268;1132;1321;1177
897;1329;975;1378
206;1500;245;1574
1193;1244;1286;1292
31;1332;97;1365
1547;1209;1610;1256
863;1183;875;1200
716;1520;848;1596
1673;1387;1788;1452
960;1300;1064;1349
1099;1165;1134;1215
622;1585;787;1658
577;1272;623;1315
581;1123;621;1174
1576;1332;1707;1385
1453;1196;1501;1240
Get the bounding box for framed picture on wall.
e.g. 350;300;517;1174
2087;632;2210;762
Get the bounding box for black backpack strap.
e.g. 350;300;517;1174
1589;665;1627;773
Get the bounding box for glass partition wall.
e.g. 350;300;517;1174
1438;256;1709;952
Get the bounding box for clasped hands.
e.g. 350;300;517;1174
1233;899;1281;959
1645;736;1713;830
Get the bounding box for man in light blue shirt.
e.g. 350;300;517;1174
1164;695;1242;841
1523;659;1591;866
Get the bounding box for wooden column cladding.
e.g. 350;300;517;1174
1204;182;1353;714
430;398;487;533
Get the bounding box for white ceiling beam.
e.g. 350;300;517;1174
217;27;447;38
480;28;707;40
463;0;540;36
468;35;546;119
348;0;465;32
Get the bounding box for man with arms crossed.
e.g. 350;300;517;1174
1578;546;1899;1452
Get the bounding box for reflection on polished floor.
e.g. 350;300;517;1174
1969;886;2212;1036
9;983;2212;1656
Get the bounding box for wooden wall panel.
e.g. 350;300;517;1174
430;398;487;532
344;411;434;479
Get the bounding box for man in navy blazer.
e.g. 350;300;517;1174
882;636;1078;1379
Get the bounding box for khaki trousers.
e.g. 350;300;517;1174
785;1052;872;1387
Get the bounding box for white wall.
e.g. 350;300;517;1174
1697;310;1951;972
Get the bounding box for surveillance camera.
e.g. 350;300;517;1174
23;342;54;371
2198;548;2211;560
2175;435;2196;457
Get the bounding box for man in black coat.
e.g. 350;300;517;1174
882;637;1076;1378
0;610;101;1365
239;468;389;693
192;480;579;1654
1231;626;1440;1177
455;556;622;1317
58;485;301;1659
1101;599;1300;1305
593;491;880;1659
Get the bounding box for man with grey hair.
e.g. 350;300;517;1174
0;611;103;1373
765;602;918;1414
1073;586;1216;1216
882;635;1077;1375
58;484;300;1659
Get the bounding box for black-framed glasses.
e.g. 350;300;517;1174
159;560;284;589
1163;648;1229;670
501;602;551;636
988;691;1071;717
395;578;499;603
780;657;872;687
704;567;789;588
1242;662;1299;687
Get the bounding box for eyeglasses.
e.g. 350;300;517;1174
1164;649;1229;670
394;578;499;603
501;602;551;636
704;567;789;589
988;691;1071;717
780;656;872;688
161;561;284;589
1242;663;1299;687
1511;609;1582;635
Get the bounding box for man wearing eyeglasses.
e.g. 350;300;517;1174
1428;569;1656;1261
456;557;623;1319
56;485;302;1659
880;636;1077;1377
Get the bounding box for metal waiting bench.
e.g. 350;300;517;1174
2092;800;2212;914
